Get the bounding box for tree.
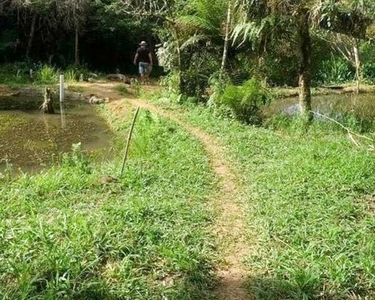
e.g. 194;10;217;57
56;0;91;66
177;0;230;72
318;0;375;93
233;0;324;122
10;0;55;59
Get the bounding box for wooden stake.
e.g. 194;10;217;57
120;107;140;177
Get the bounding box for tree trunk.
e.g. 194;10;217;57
26;14;37;59
297;11;313;122
75;25;80;66
170;24;183;91
41;88;54;114
353;39;361;94
221;1;232;74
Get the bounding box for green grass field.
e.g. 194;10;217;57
171;104;375;299
3;86;375;299
0;106;217;299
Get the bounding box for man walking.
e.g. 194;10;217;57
134;41;153;85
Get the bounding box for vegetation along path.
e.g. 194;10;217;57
86;83;251;299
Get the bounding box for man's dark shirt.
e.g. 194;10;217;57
137;46;151;63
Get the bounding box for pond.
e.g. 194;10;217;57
265;92;375;121
0;96;113;173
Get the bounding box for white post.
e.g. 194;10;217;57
60;101;66;129
59;75;65;102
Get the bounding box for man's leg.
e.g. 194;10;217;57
139;63;148;85
146;64;152;85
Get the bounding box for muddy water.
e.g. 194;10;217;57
0;97;113;172
265;93;375;120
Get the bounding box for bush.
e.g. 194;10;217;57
160;71;181;94
316;56;355;84
0;62;30;85
64;65;91;82
180;46;222;99
217;78;272;124
35;65;59;84
362;62;375;82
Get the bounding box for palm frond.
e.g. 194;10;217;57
180;34;208;50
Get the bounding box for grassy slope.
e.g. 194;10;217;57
156;100;375;299
0;104;216;299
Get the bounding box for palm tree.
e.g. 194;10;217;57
233;0;324;122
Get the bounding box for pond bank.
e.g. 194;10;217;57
273;83;375;98
0;85;115;173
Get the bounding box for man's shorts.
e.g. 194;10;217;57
139;62;149;75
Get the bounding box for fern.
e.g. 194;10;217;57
180;34;208;50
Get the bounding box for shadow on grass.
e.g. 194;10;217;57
246;276;369;300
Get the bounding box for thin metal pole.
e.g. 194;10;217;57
59;75;65;102
120;107;140;177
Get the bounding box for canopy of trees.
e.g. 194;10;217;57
1;0;375;119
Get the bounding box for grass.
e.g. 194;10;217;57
0;104;217;299
114;84;130;96
150;94;375;299
0;63;93;86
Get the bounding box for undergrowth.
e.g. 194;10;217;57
0;63;91;86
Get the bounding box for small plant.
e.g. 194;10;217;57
217;78;272;124
35;65;59;84
64;65;91;82
130;78;141;96
65;69;78;82
61;142;92;174
114;84;129;96
160;71;181;94
0;62;30;85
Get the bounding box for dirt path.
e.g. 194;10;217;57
78;83;250;299
126;98;250;300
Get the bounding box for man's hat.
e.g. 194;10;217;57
139;41;147;46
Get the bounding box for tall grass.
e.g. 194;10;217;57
35;65;59;84
0;63;91;86
0;106;216;299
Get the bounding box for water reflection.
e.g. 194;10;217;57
0;99;113;172
60;101;66;129
265;93;375;120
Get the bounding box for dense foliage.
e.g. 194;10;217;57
1;0;375;122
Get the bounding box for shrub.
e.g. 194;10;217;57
35;65;59;84
316;56;354;84
362;62;375;82
217;78;272;124
180;46;222;99
0;62;30;85
64;65;91;82
160;71;181;94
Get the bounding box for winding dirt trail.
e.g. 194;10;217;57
127;98;250;300
77;83;250;299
